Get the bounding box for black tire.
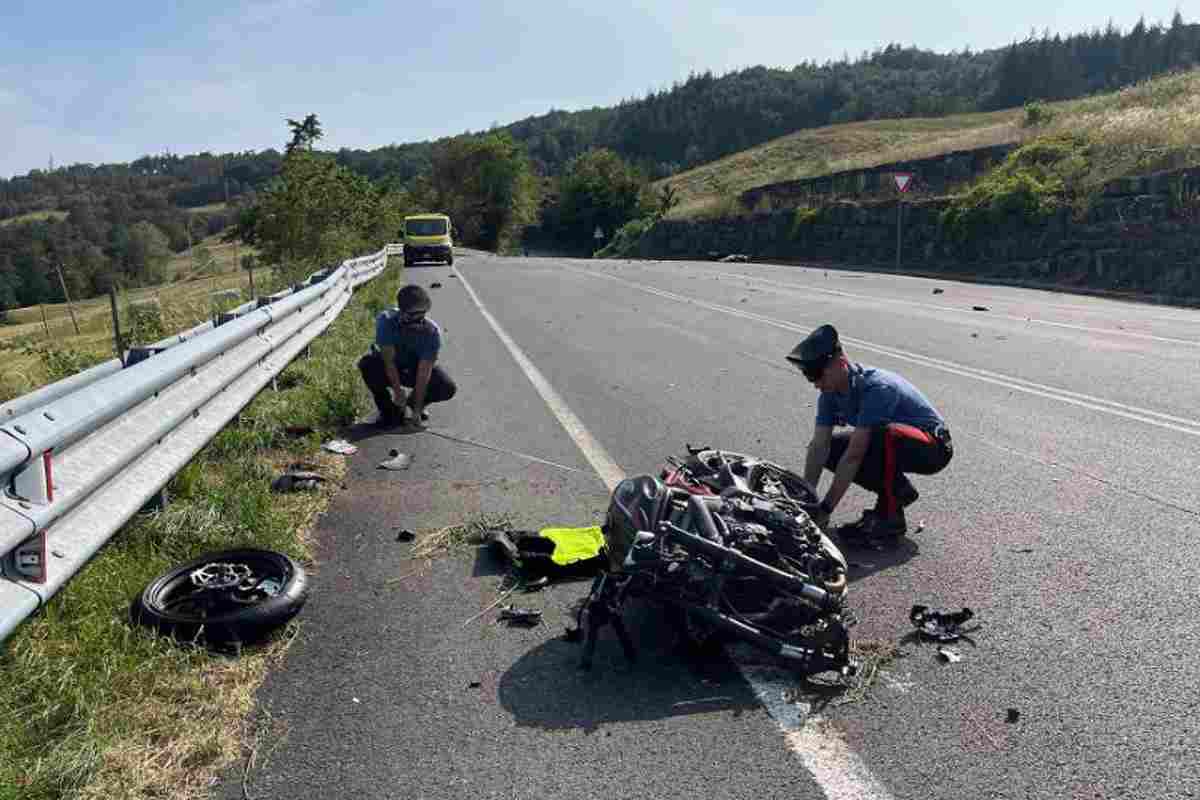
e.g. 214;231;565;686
445;252;454;267
404;254;414;268
131;548;308;645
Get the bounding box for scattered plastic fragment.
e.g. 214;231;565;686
932;288;945;294
910;605;975;642
469;681;482;689
379;451;412;470
395;529;416;542
323;439;357;455
937;647;962;663
972;305;990;311
431;282;443;288
1006;708;1020;723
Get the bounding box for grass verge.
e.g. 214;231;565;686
0;257;398;800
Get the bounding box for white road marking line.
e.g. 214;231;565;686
457;266;895;800
707;268;1200;347
571;266;1200;438
455;268;625;491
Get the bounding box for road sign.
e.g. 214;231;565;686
594;226;604;240
894;172;914;193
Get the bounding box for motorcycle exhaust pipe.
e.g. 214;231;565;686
667;600;843;667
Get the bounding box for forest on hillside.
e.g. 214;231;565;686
2;12;1197;311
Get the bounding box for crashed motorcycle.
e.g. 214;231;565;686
575;446;854;675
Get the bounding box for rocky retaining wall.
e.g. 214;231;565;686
637;167;1200;301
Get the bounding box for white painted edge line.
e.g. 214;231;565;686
454;269;626;491
455;265;893;800
573;266;1200;438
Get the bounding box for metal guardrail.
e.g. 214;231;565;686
0;244;402;643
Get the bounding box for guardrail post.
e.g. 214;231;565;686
9;448;54;505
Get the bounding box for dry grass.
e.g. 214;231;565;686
0;209;68;227
658;109;1024;219
0;240;272;400
658;67;1200;219
411;511;518;561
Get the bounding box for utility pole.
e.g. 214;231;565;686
53;262;81;335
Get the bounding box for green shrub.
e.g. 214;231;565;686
941;135;1090;239
595;216;657;258
1022;100;1055;127
21;344;108;383
790;205;827;239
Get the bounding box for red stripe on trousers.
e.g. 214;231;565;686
882;424;935;516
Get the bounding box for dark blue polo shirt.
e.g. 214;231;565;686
816;363;943;430
374;309;443;364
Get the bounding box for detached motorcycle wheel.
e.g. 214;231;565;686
132;548;309;645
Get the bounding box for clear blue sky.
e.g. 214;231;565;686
0;0;1184;179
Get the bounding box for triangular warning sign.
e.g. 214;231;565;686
894;173;914;193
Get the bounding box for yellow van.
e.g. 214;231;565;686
402;213;454;267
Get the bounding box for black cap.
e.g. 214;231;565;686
786;324;840;366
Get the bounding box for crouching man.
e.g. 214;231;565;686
788;324;953;540
357;284;457;428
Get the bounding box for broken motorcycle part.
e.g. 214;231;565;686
574;448;853;676
910;605;975;642
498;606;543;626
131;548;309;645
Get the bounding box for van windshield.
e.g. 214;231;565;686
407;219;447;236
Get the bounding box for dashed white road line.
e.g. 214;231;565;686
456;265;894;800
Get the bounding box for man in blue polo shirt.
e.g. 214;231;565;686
787;324;953;540
357;284;457;428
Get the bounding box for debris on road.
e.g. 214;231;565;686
719;254;750;263
910;605;976;642
937;646;963;663
270;468;327;493
1006;708;1021;723
932;288;945;294
469;681;481;689
395;528;416;543
498;605;543;627
972;305;990;311
431;282;443;288
523;576;550;592
487;527;605;582
322;439;358;455
379;450;412;470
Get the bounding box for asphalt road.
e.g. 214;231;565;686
219;251;1200;800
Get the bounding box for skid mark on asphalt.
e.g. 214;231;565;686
457;266;895;800
570;266;1200;439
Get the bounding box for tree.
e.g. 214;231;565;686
240;118;394;284
550;148;649;249
419;132;540;252
126;221;171;284
286;114;323;154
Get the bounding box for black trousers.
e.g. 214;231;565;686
825;424;953;516
357;349;457;419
